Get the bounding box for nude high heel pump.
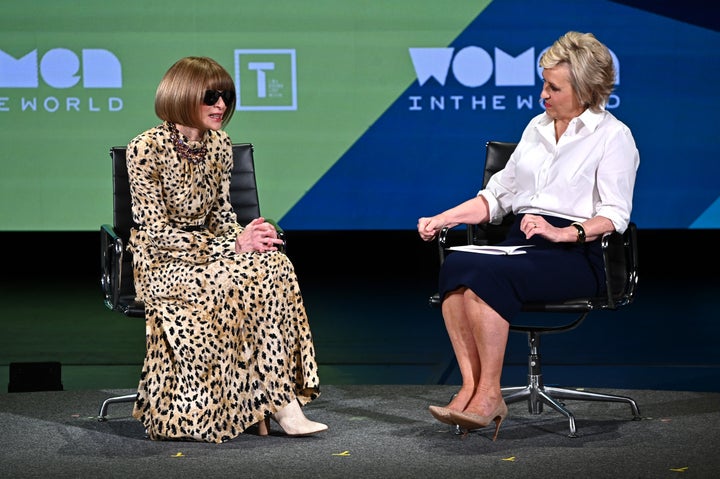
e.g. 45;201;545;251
271;400;328;437
448;401;508;441
428;405;456;425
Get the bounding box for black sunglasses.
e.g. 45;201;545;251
203;89;235;106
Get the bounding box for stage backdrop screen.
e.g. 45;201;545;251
1;0;718;231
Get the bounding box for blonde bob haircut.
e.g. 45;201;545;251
154;56;236;129
540;31;615;113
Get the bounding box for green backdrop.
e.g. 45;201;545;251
0;0;487;231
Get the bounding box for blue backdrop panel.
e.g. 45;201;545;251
281;0;720;230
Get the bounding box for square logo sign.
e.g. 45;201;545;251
234;49;297;111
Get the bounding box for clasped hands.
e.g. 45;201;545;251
235;217;283;253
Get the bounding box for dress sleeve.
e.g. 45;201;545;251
126;134;239;264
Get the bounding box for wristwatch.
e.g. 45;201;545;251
571;222;586;243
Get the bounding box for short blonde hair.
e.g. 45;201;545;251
540;32;615;112
154;56;236;128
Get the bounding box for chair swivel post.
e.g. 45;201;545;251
526;331;545;415
502;330;581;437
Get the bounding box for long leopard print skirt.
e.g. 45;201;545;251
131;251;321;443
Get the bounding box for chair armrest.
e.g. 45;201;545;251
100;224;123;311
436;224;475;265
437;226;451;264
601;231;618;309
600;223;639;310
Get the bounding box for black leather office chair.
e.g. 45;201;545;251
429;141;641;437
98;143;280;420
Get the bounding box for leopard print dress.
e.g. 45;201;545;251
126;122;320;443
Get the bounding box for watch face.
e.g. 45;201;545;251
572;223;586;243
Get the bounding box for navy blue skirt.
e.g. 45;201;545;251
438;214;605;322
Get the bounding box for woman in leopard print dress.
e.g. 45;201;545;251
126;56;326;443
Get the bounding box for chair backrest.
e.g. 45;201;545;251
474;141;518;245
228;144;262;226
109;147;135;244
483;140;517;188
107;143;261;309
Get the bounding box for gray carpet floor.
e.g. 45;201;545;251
2;231;720;477
2;384;719;478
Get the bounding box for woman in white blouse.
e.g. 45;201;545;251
417;31;639;440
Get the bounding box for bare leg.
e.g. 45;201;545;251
461;288;509;416
441;288;480;411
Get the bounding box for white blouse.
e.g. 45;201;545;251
479;108;640;234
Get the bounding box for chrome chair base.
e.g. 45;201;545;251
503;379;641;438
97;393;136;421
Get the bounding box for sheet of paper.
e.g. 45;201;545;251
447;245;534;255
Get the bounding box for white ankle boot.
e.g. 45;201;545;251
272;399;328;436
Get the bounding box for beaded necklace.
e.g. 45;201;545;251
168;122;207;164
